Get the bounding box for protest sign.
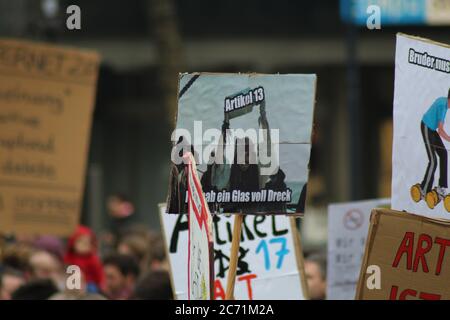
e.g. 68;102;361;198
327;198;390;300
185;153;214;300
0;38;100;236
392;34;450;219
159;204;307;300
166;73;316;215
356;208;450;300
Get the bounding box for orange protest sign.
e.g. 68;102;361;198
0;38;100;236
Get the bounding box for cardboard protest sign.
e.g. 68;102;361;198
185;153;214;300
159;204;307;300
167;73;316;215
0;39;100;236
392;34;450;219
327;198;390;300
356;208;450;300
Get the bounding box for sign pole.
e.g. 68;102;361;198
225;214;244;300
289;216;310;299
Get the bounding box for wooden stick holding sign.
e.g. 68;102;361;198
225;214;244;300
289;217;310;300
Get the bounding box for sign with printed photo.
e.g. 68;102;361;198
166;73;316;215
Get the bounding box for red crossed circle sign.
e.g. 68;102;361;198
343;209;364;230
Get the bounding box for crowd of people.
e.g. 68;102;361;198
0;194;173;300
0;193;329;301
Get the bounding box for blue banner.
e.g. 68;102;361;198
341;0;427;26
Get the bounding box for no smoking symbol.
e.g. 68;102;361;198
343;209;364;230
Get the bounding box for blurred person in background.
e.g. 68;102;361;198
117;229;170;274
146;232;169;272
107;193;137;240
11;279;58;300
64;226;104;293
304;252;327;300
0;267;26;300
32;235;64;263
132;269;173;300
117;233;150;273
1;243;33;276
117;230;169;273
102;253;139;300
101;194;139;255
49;270;107;300
119;224;151;240
29;250;65;290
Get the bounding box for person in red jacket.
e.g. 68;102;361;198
64;226;104;293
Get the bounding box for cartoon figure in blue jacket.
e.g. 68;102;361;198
411;89;450;211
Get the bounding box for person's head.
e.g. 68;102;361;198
132;270;173;300
29;250;63;283
0;268;26;300
32;236;64;262
66;226;97;257
1;243;33;274
11;279;59;300
146;233;169;272
102;254;140;299
117;234;149;271
304;252;327;300
107;194;135;219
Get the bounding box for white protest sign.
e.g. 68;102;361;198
392;34;450;219
327;198;390;300
185;153;214;300
160;205;306;300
